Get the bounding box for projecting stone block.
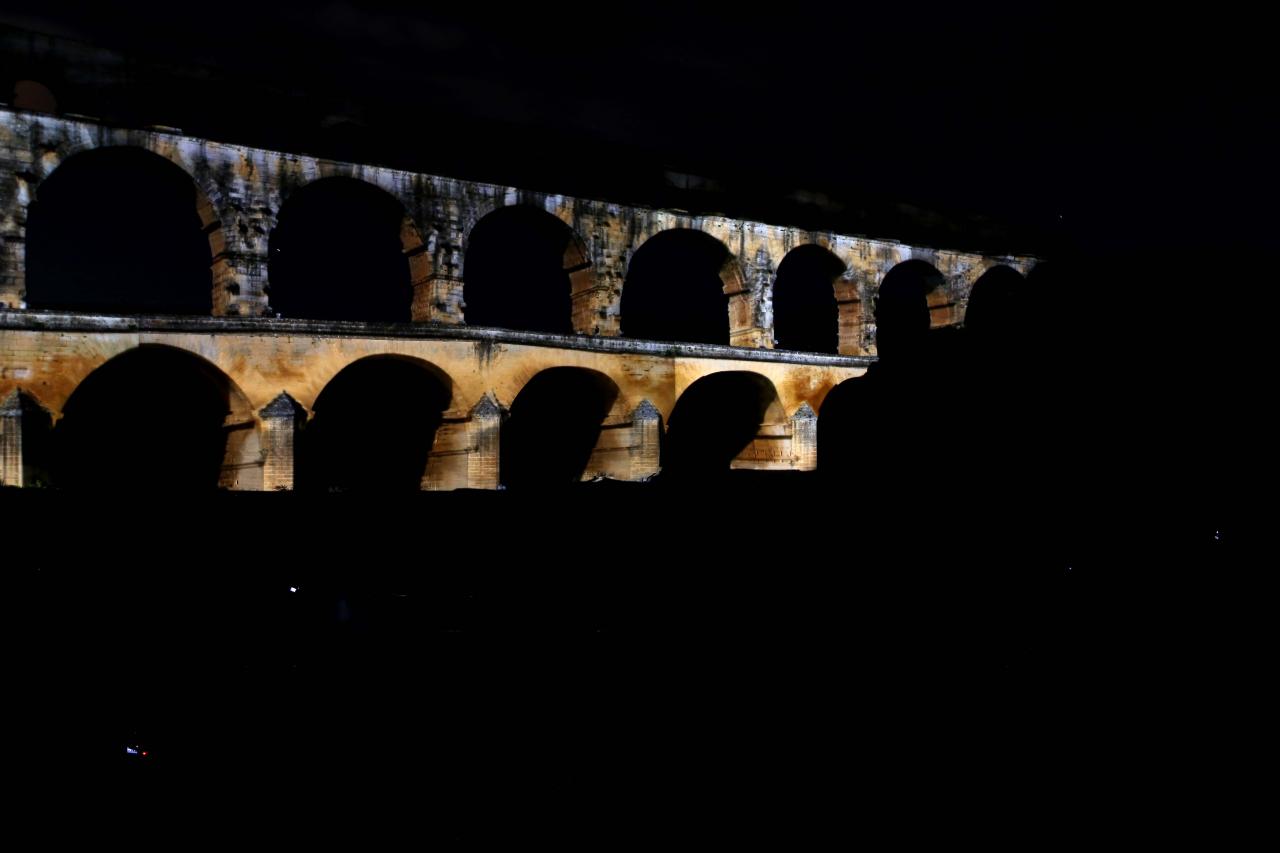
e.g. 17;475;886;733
790;402;818;471
467;394;502;490
258;391;304;491
629;399;662;480
0;389;23;486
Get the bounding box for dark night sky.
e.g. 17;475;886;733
8;2;1262;260
4;3;1269;263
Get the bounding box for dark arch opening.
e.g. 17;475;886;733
773;244;844;353
464;206;578;335
621;229;732;345
664;372;776;477
816;377;859;478
269;178;411;323
1023;262;1070;356
54;346;234;491
876;260;939;360
297;357;451;493
881;260;944;300
25;147;212;315
965;265;1025;345
884;259;951;329
501;368;619;489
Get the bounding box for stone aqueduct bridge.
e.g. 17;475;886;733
0;107;1037;490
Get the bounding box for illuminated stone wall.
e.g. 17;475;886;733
0;107;1038;490
0;314;866;488
0;108;1036;355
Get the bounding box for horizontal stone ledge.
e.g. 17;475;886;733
0;310;876;368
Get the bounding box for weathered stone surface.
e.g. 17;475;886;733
791;402;817;421
790;403;819;471
466;393;502;490
259;391;304;420
1;312;865;487
0;108;1037;347
0;107;1038;489
257;391;303;491
0;387;22;486
631;399;661;422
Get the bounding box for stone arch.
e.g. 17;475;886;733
22;146;225;315
298;352;459;417
26;138;228;217
772;243;845;354
620;228;747;346
874;260;948;323
0;139;230;311
964;264;1025;329
501;367;622;488
296;354;454;492
51;344;261;490
268;176;424;323
462;204;591;335
664;371;788;476
870;259;940;359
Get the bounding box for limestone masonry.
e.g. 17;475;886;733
0;107;1038;490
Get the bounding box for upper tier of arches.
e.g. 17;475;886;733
0;109;1038;356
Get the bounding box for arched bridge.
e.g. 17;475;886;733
0;108;1038;490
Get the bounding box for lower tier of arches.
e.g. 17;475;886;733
1;323;863;491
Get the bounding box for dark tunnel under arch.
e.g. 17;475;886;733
872;259;943;359
297;356;452;493
53;346;240;491
663;372;779;478
880;259;950;330
268;177;413;323
25;147;215;315
621;229;734;345
772;243;844;354
965;265;1025;341
500;368;619;489
463;205;583;335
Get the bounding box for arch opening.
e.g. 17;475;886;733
269;178;412;323
875;260;942;360
53;346;245;491
25;147;214;315
500;368;619;489
965;265;1025;345
297;356;452;493
773;244;844;354
463;205;582;335
621;229;734;345
879;259;951;330
664;372;781;477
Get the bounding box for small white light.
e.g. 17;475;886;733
126;746;138;754
289;586;298;593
